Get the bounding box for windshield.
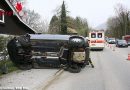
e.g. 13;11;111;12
118;40;127;43
109;38;115;40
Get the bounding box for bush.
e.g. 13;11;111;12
0;36;6;51
0;35;17;75
0;60;18;75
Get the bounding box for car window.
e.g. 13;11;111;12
109;38;115;40
91;33;96;38
118;40;127;43
98;33;102;38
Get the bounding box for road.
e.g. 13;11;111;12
45;45;130;90
0;69;59;90
1;44;130;90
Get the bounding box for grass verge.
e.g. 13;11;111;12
0;60;18;76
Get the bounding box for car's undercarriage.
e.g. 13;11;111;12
7;34;94;73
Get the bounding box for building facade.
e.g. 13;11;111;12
0;0;35;35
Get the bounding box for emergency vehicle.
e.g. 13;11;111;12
122;35;130;45
89;30;105;50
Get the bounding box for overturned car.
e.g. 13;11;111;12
7;34;94;73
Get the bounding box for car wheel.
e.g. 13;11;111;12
68;64;81;73
17;36;30;47
79;61;89;68
100;49;104;51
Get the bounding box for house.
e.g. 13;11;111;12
0;0;35;35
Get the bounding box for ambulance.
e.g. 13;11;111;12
89;30;105;50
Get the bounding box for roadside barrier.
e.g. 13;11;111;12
110;44;112;49
127;53;130;60
107;44;109;47
113;45;115;51
108;44;110;47
106;43;109;47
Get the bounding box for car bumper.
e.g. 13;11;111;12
90;47;104;50
108;42;115;44
117;45;128;47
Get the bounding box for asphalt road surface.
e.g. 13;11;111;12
1;44;130;90
45;44;130;90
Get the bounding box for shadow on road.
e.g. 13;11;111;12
90;49;104;52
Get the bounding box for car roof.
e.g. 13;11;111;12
117;39;126;41
109;38;115;39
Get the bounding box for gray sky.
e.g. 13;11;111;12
27;0;130;28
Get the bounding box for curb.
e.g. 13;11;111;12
34;69;64;90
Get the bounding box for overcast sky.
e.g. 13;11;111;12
27;0;130;28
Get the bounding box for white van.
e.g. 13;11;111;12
89;31;105;50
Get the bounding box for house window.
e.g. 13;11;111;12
0;9;5;24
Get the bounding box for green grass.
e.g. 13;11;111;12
0;60;18;76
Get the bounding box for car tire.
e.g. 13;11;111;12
17;36;30;47
68;64;81;73
100;49;104;51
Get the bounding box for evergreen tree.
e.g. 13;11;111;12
49;15;60;34
60;1;67;34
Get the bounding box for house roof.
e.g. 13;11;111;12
4;0;36;34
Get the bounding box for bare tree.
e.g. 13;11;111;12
24;9;49;33
36;20;49;33
106;4;130;38
115;4;130;36
49;15;60;34
10;0;49;33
